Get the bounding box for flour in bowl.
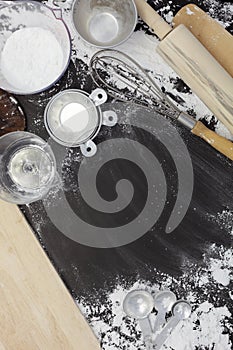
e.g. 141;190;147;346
1;27;64;93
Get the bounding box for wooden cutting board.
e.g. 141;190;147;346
0;200;100;350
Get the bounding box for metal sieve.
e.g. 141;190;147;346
44;88;118;157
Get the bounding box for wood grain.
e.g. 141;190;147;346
134;0;172;39
134;0;233;134
191;121;233;160
0;89;26;136
0;200;100;350
173;4;233;77
157;25;233;134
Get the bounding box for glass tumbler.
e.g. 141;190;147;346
0;131;56;204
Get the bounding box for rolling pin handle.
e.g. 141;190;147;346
134;0;172;40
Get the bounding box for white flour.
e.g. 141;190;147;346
77;243;233;350
208;209;233;236
1;27;64;92
48;0;233;139
186;7;194;16
25;1;232;349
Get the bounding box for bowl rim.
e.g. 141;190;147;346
71;0;138;49
44;89;103;147
0;0;72;95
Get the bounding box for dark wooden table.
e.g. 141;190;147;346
15;0;233;349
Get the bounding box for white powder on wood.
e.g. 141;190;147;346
1;27;64;92
186;7;194;15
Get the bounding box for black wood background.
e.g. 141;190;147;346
12;0;233;347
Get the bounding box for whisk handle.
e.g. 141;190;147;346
191;121;233;161
134;0;172;40
177;113;196;130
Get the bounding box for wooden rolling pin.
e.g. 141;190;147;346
134;0;233;135
173;4;233;77
0;201;100;350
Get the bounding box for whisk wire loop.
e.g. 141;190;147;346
89;49;180;119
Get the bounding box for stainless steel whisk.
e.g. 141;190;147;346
89;49;233;161
90;49;185;121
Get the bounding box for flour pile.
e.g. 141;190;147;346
1;27;64;92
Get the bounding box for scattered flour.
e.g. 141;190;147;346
43;0;233;139
78;285;232;350
208;209;233;236
1;27;64;92
77;244;233;349
21;1;231;349
212;267;230;286
163;10;174;24
186;7;194;15
215;122;233;141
